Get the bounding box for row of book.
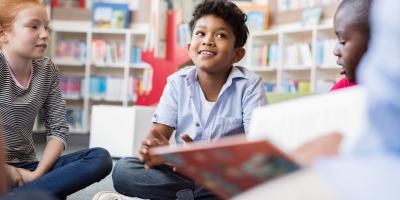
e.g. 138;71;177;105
277;0;340;12
284;42;313;67
60;75;152;102
66;107;85;131
315;39;337;66
282;80;311;93
54;39;144;64
54;40;86;62
91;40;126;64
263;79;337;93
252;44;279;67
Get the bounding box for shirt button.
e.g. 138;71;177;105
195;122;200;127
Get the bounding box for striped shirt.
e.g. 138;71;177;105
0;52;69;163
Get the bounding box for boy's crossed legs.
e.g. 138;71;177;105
112;157;220;200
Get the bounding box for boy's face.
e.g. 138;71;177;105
188;15;245;74
1;4;50;60
333;8;369;82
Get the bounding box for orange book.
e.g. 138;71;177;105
150;135;300;199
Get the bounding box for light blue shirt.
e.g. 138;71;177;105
152;65;267;144
315;1;400;199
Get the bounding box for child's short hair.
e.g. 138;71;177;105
189;0;249;48
337;0;373;36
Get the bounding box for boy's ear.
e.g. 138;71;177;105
187;43;191;51
232;47;246;64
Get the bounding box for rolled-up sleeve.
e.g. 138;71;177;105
42;63;69;148
151;75;178;129
242;77;268;133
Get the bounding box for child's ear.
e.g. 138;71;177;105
0;26;7;43
187;43;191;51
232;47;246;63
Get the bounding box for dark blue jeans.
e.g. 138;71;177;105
10;147;112;199
112;157;220;200
0;191;56;200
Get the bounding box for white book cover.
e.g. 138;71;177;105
248;86;367;154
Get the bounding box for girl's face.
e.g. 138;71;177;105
2;4;50;60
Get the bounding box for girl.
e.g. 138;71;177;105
0;0;112;199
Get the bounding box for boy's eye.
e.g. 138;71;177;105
339;41;346;45
216;33;226;38
194;31;205;36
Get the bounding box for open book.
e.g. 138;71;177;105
150;135;300;199
150;87;366;199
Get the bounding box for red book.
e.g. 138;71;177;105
150;135;300;199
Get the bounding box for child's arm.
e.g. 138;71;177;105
17;139;64;183
0;131;8;193
243;77;268;133
139;123;174;169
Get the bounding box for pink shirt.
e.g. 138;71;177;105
330;77;357;91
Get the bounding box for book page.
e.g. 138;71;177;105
248;86;366;153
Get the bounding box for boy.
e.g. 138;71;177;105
110;0;267;199
293;0;374;165
331;0;372;91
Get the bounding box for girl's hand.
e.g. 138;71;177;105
17;168;40;184
5;164;24;187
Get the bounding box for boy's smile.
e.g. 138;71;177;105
188;14;245;75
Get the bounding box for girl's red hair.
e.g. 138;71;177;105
0;0;43;31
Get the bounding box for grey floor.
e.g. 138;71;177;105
34;133;118;200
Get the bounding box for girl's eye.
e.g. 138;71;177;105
31;26;38;29
339;41;346;45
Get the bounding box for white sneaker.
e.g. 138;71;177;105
92;191;143;200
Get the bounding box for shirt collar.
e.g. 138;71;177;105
179;65;248;87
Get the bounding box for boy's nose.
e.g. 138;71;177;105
333;43;341;57
202;41;215;46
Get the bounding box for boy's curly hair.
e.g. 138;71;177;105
189;0;249;48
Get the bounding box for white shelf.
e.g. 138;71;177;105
92;62;125;68
130;63;150;69
44;26;151;134
53;59;85;67
248;66;277;72
247;23;339;93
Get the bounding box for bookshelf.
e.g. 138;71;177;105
244;24;341;94
49;23;151;134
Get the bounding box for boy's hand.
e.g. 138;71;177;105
290;132;343;166
139;128;170;169
5;164;24;187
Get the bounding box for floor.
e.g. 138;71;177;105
34;133;120;200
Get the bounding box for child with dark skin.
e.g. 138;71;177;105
331;0;372;91
294;0;373;165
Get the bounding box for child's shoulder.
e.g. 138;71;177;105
33;57;60;77
168;65;197;81
232;65;263;82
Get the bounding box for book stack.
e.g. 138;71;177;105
252;44;279;67
60;76;83;99
284;43;313;67
91;40;125;65
54;40;86;62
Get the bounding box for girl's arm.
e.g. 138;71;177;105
0;130;8;194
18;61;69;183
17;139;64;183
